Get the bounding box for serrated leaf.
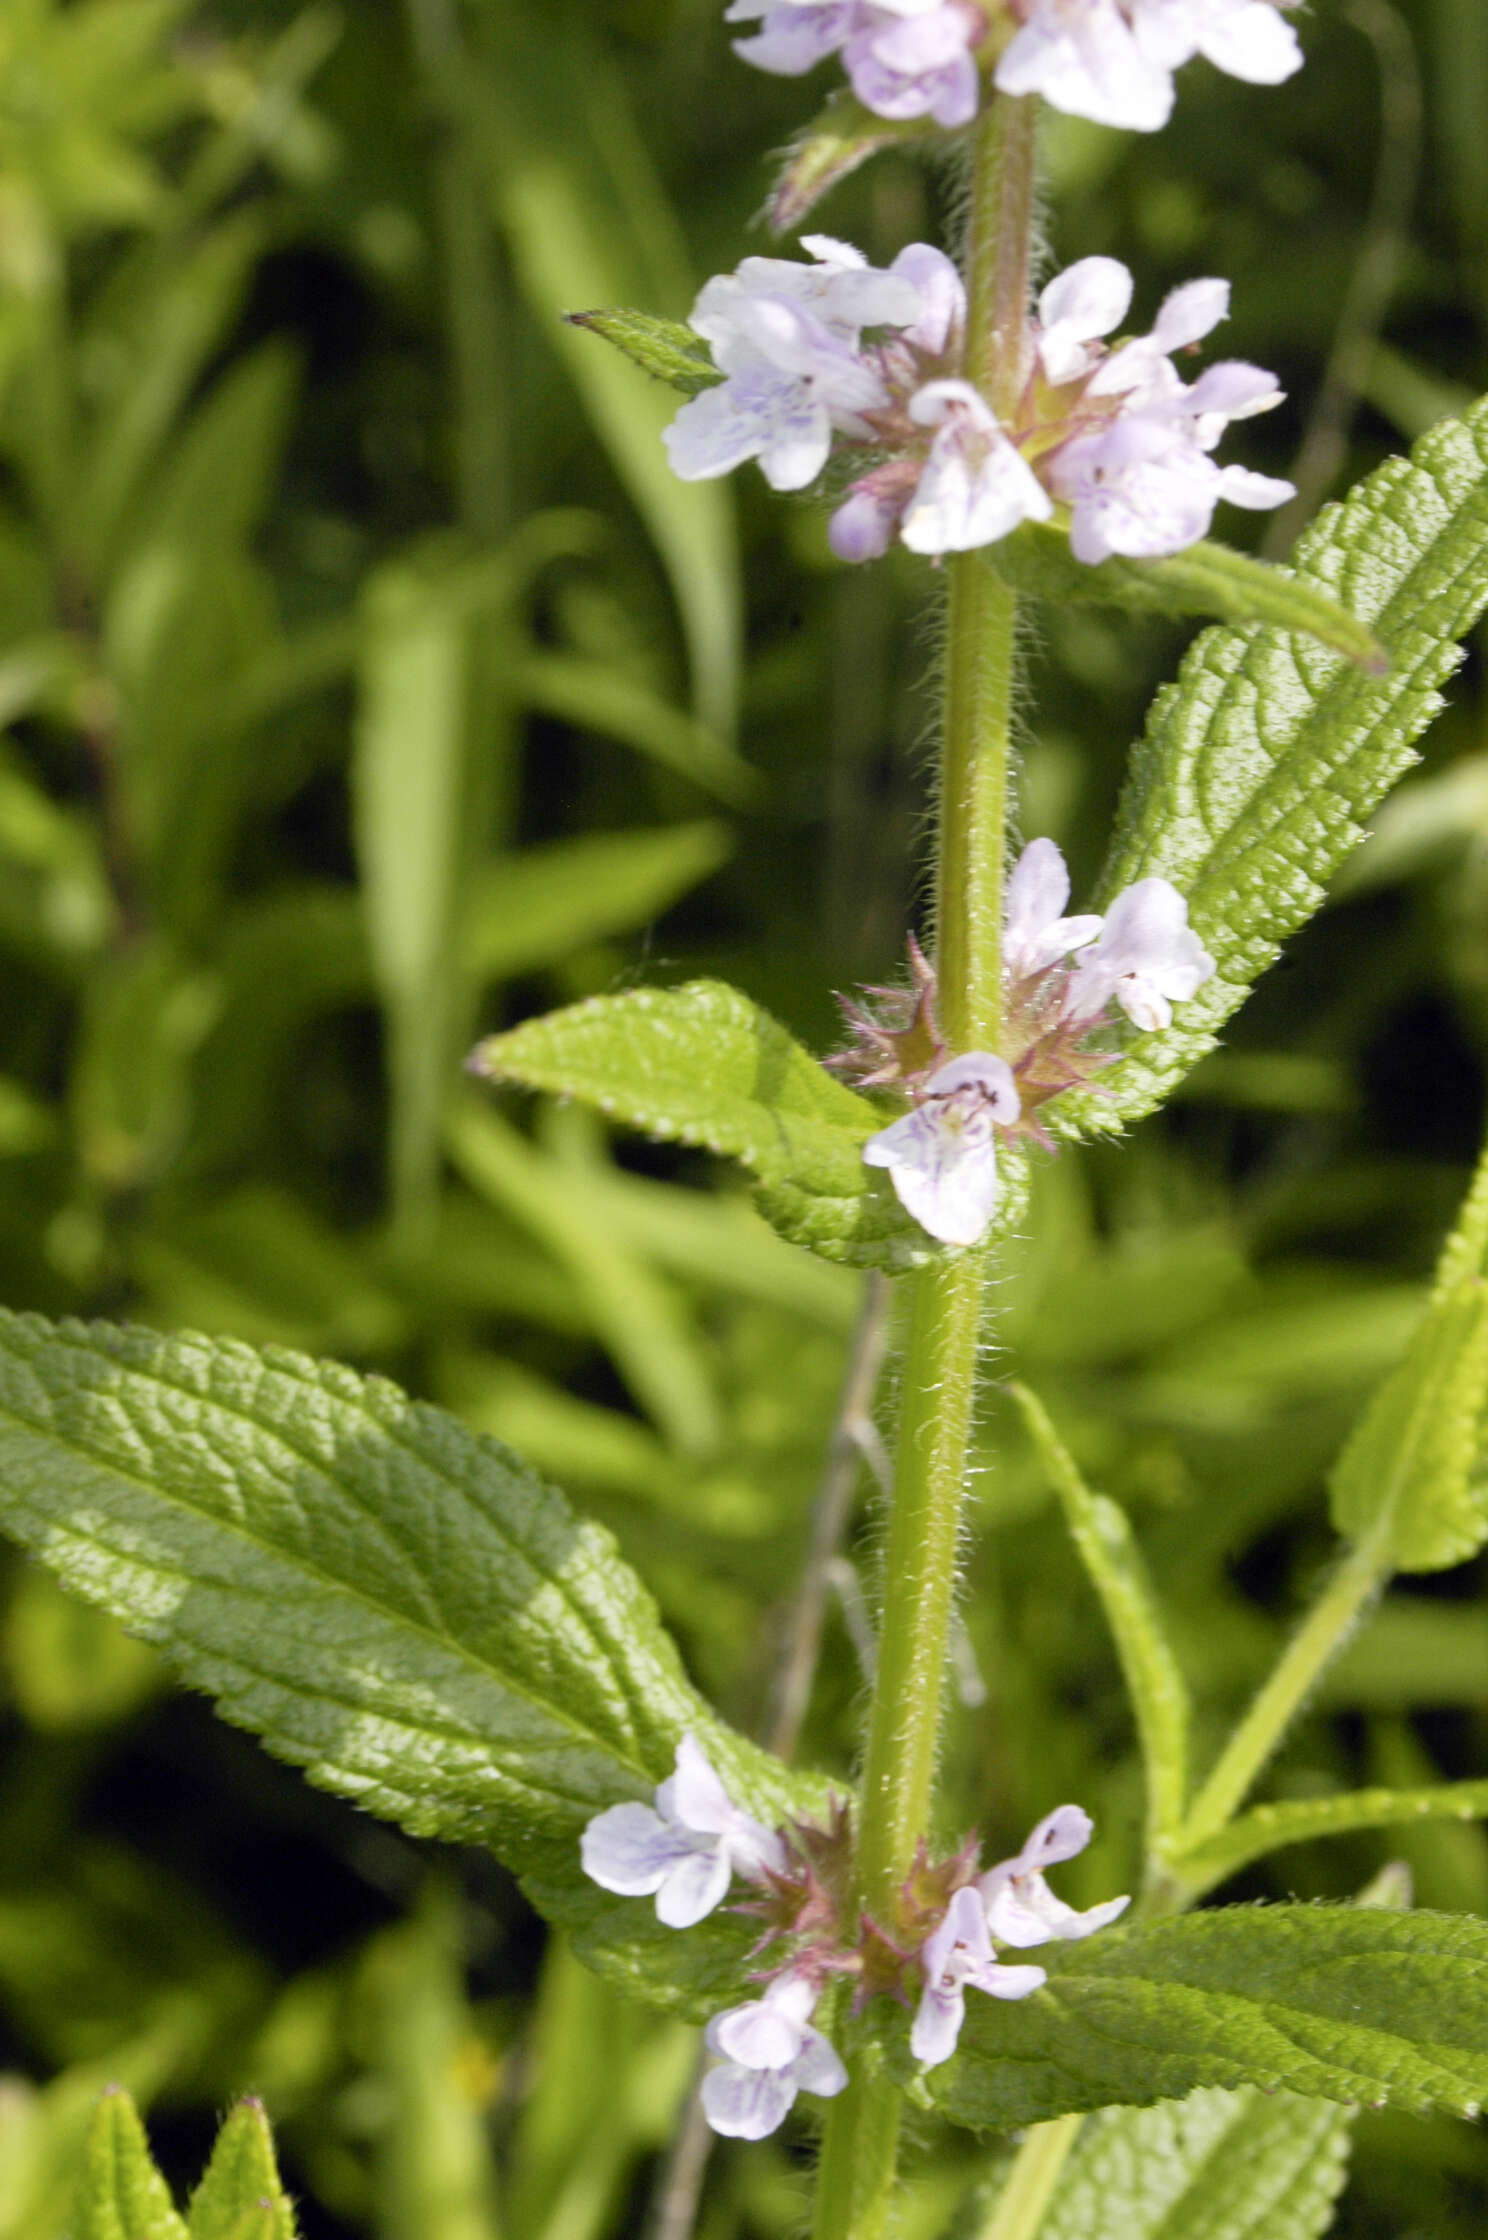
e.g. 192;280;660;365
985;525;1385;668
926;1907;1488;2132
470;979;953;1270
767;91;938;235
1175;1780;1488;1900
565;308;721;396
186;2101;295;2240
72;2088;187;2240
0;1311;819;2013
1328;1276;1488;1570
1058;399;1488;1135
1006;1383;1189;1846
952;2089;1352;2240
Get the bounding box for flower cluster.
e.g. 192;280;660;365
850;838;1215;1246
726;0;1302;133
666;243;1292;565
582;1735;1128;2138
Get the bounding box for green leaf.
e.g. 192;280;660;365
469;978;951;1270
510;653;753;802
186;2101;295;2240
953;2089;1352;2240
446;1098;724;1458
985;525;1386;669
72;211;269;576
0;1311;817;2012
1174;1781;1488;1901
927;1907;1488;2133
463;825;730;986
455;17;741;735
766;91;938;235
1058;398;1488;1136
72;2088;187;2240
362;1885;503;2240
1327;1277;1488;1570
565;308;721;396
1006;1382;1189;1846
353;549;476;1240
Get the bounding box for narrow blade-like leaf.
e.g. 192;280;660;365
1175;1780;1488;1899
1328;1276;1488;1570
1007;1382;1189;1845
986;525;1386;668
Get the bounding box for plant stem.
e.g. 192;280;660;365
1177;1535;1386;1854
938;97;1036;1057
978;2115;1084;2240
811;91;1037;2240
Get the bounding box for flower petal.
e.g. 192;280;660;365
910;1980;966;2066
701;2062;798;2139
656;1844;734;1927
580;1802;694;1896
669;1732;735;1834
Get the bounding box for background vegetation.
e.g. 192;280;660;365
0;0;1485;2233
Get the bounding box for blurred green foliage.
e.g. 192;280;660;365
0;0;1485;2234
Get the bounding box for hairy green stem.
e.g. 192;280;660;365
811;92;1036;2240
1178;1535;1386;1854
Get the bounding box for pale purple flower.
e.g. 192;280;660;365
1131;0;1303;85
829;475;913;561
862;1051;1020;1247
979;1804;1133;1947
1004;838;1103;980
995;0;1301;129
701;1972;849;2138
1042;270;1293;557
995;0;1174;130
580;1733;787;1928
1083;274;1232;404
726;0;866;74
889;241;966;357
901;380;1053;553
664;240;922;492
1064;876;1216;1030
911;1885;1048;2068
843;1;985;127
1035;256;1134;386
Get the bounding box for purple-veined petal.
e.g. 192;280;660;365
731;0;863;72
656;1844;734;1927
889;243;965;355
791;2028;850;2096
1037;256;1133;383
1005;838;1104;976
581;1802;696;1896
714;2000;804;2070
669;1732;736;1833
910;1979;966;2066
701;2062;798;2139
863;1104;1001;1247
